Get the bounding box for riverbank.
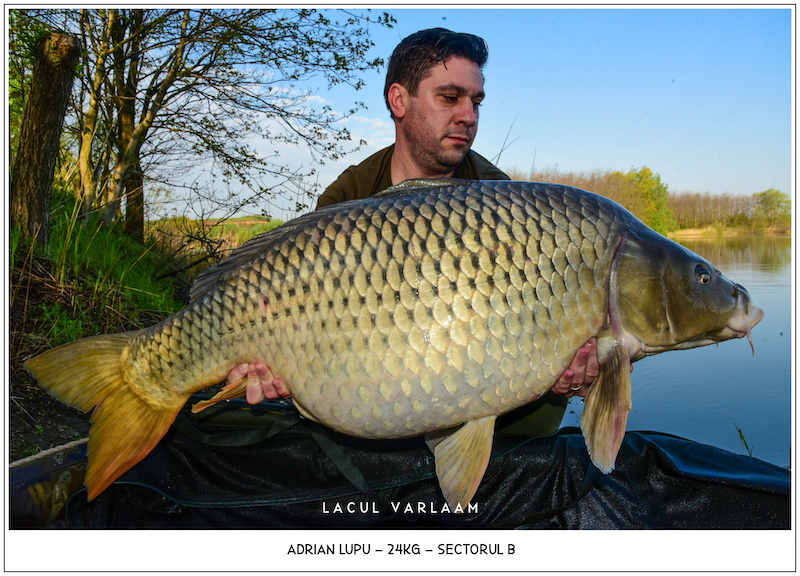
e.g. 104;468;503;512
668;226;790;239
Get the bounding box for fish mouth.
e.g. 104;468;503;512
632;299;765;358
718;302;765;353
670;300;765;354
715;281;765;351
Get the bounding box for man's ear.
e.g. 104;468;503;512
387;82;408;119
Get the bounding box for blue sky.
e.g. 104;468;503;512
287;7;791;212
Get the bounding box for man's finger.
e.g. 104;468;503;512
226;362;249;385
245;365;266;404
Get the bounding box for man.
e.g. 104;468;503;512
315;28;508;207
228;29;599;435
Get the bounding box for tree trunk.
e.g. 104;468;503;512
118;9;145;242
79;9;114;228
123;155;145;243
104;10;186;232
10;33;80;247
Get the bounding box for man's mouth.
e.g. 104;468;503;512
445;134;471;146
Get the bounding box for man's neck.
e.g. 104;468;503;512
389;142;456;185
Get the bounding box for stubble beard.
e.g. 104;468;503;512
415;130;474;175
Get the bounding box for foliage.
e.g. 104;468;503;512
619;167;675;235
44;190;186;317
668;191;752;229
511;165;787;235
511;165;676;233
668;188;790;233
752;189;791;227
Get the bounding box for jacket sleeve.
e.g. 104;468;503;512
315;168;358;210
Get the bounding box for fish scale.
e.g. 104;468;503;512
138;179;617;439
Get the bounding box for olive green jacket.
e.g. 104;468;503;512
316;145;510;209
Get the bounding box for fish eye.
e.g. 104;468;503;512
695;264;711;285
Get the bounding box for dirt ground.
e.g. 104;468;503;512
8;252;171;463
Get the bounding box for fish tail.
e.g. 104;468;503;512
24;334;188;500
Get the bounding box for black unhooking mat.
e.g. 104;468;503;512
65;401;790;529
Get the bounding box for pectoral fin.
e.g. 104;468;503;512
580;337;632;474
190;380;247;413
425;415;496;510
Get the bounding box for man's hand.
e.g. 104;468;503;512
551;338;600;398
225;362;291;404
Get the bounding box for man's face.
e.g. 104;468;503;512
399;56;485;174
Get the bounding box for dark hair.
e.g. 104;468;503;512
383;28;489;116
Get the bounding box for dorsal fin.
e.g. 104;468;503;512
189;178;469;302
374;177;468;197
188;209;325;302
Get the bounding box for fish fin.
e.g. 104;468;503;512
83;381;181;500
191;380;247;413
24;334;188;500
190;210;322;302
425;415;496;510
376;177;466;197
580;338;632;474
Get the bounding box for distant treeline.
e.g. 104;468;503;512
508;166;790;234
667;189;789;232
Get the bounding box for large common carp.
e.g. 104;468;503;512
25;179;763;509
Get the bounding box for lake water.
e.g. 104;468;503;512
560;236;793;468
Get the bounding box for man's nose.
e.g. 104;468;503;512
455;99;478;126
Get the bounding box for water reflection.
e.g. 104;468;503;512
674;236;791;273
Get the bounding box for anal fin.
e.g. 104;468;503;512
425;415;496;511
580;338;632;474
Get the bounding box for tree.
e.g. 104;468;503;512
623;166;675;234
8;10;51;167
753;189;791;227
10;31;81;247
19;8;394;242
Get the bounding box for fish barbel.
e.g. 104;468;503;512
24;179;764;509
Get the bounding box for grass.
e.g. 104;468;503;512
38;302;94;344
145;214;286;282
51;193;183;304
10;189;198;462
14;190;187;349
12;189;281;353
9;224;22;278
732;420;754;457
